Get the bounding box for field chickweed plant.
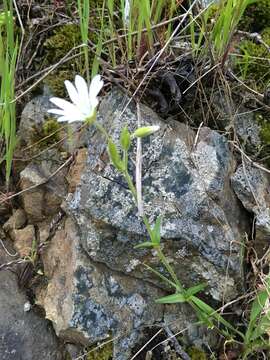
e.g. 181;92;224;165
1;0;269;357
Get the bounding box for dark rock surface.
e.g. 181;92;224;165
231;162;270;257
0;236;64;360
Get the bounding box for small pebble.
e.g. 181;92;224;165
24;301;31;312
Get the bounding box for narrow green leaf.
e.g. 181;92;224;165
152;216;162;245
190;296;241;336
250;290;268;325
107;139;125;172
134;241;154;249
185;283;207;298
194;304;215;328
120;126;131;151
250;312;270;341
155;292;186;304
245;287;269;342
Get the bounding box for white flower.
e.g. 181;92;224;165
48;74;104;123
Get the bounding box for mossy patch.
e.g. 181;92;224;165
30;117;61;152
236;27;270;91
42;16;104;96
187;346;208;360
43;24;83;97
259;116;270;145
239;0;270;32
45;69;75;98
255;112;270;167
44;24;82;64
86;341;113;360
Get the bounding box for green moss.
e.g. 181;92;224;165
43;24;82;96
187;346;208;360
42;118;61;139
86;341;113;360
257;112;270;145
45;69;75;98
239;0;270;32
44;24;82;63
42;19;102;96
254;113;270;168
30;117;61;151
260;122;270;145
236;27;270;91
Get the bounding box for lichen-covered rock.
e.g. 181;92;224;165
211;91;262;152
39;217;166;359
39;89;249;359
234;111;262;152
18;88;54;147
67;89;247;301
39;217;216;360
231;163;270;257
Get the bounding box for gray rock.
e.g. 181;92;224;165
18;88;53;146
0;237;64;360
39;217;216;360
67;89;247;301
20;150;68;222
212;91;261;151
231;163;270;257
234;111;261;151
40;89;249;358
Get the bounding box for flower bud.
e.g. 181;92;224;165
132;125;160;138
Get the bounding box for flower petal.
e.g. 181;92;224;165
64;80;80;106
47;109;67;116
58;113;84;123
57;116;72;122
75;75;90;109
89;75;104;107
49;97;76;111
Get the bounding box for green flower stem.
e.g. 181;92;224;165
95;122;109;140
123;169;137;201
156;247;183;293
123;148;128;170
142;215;152;235
144;263;179;290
